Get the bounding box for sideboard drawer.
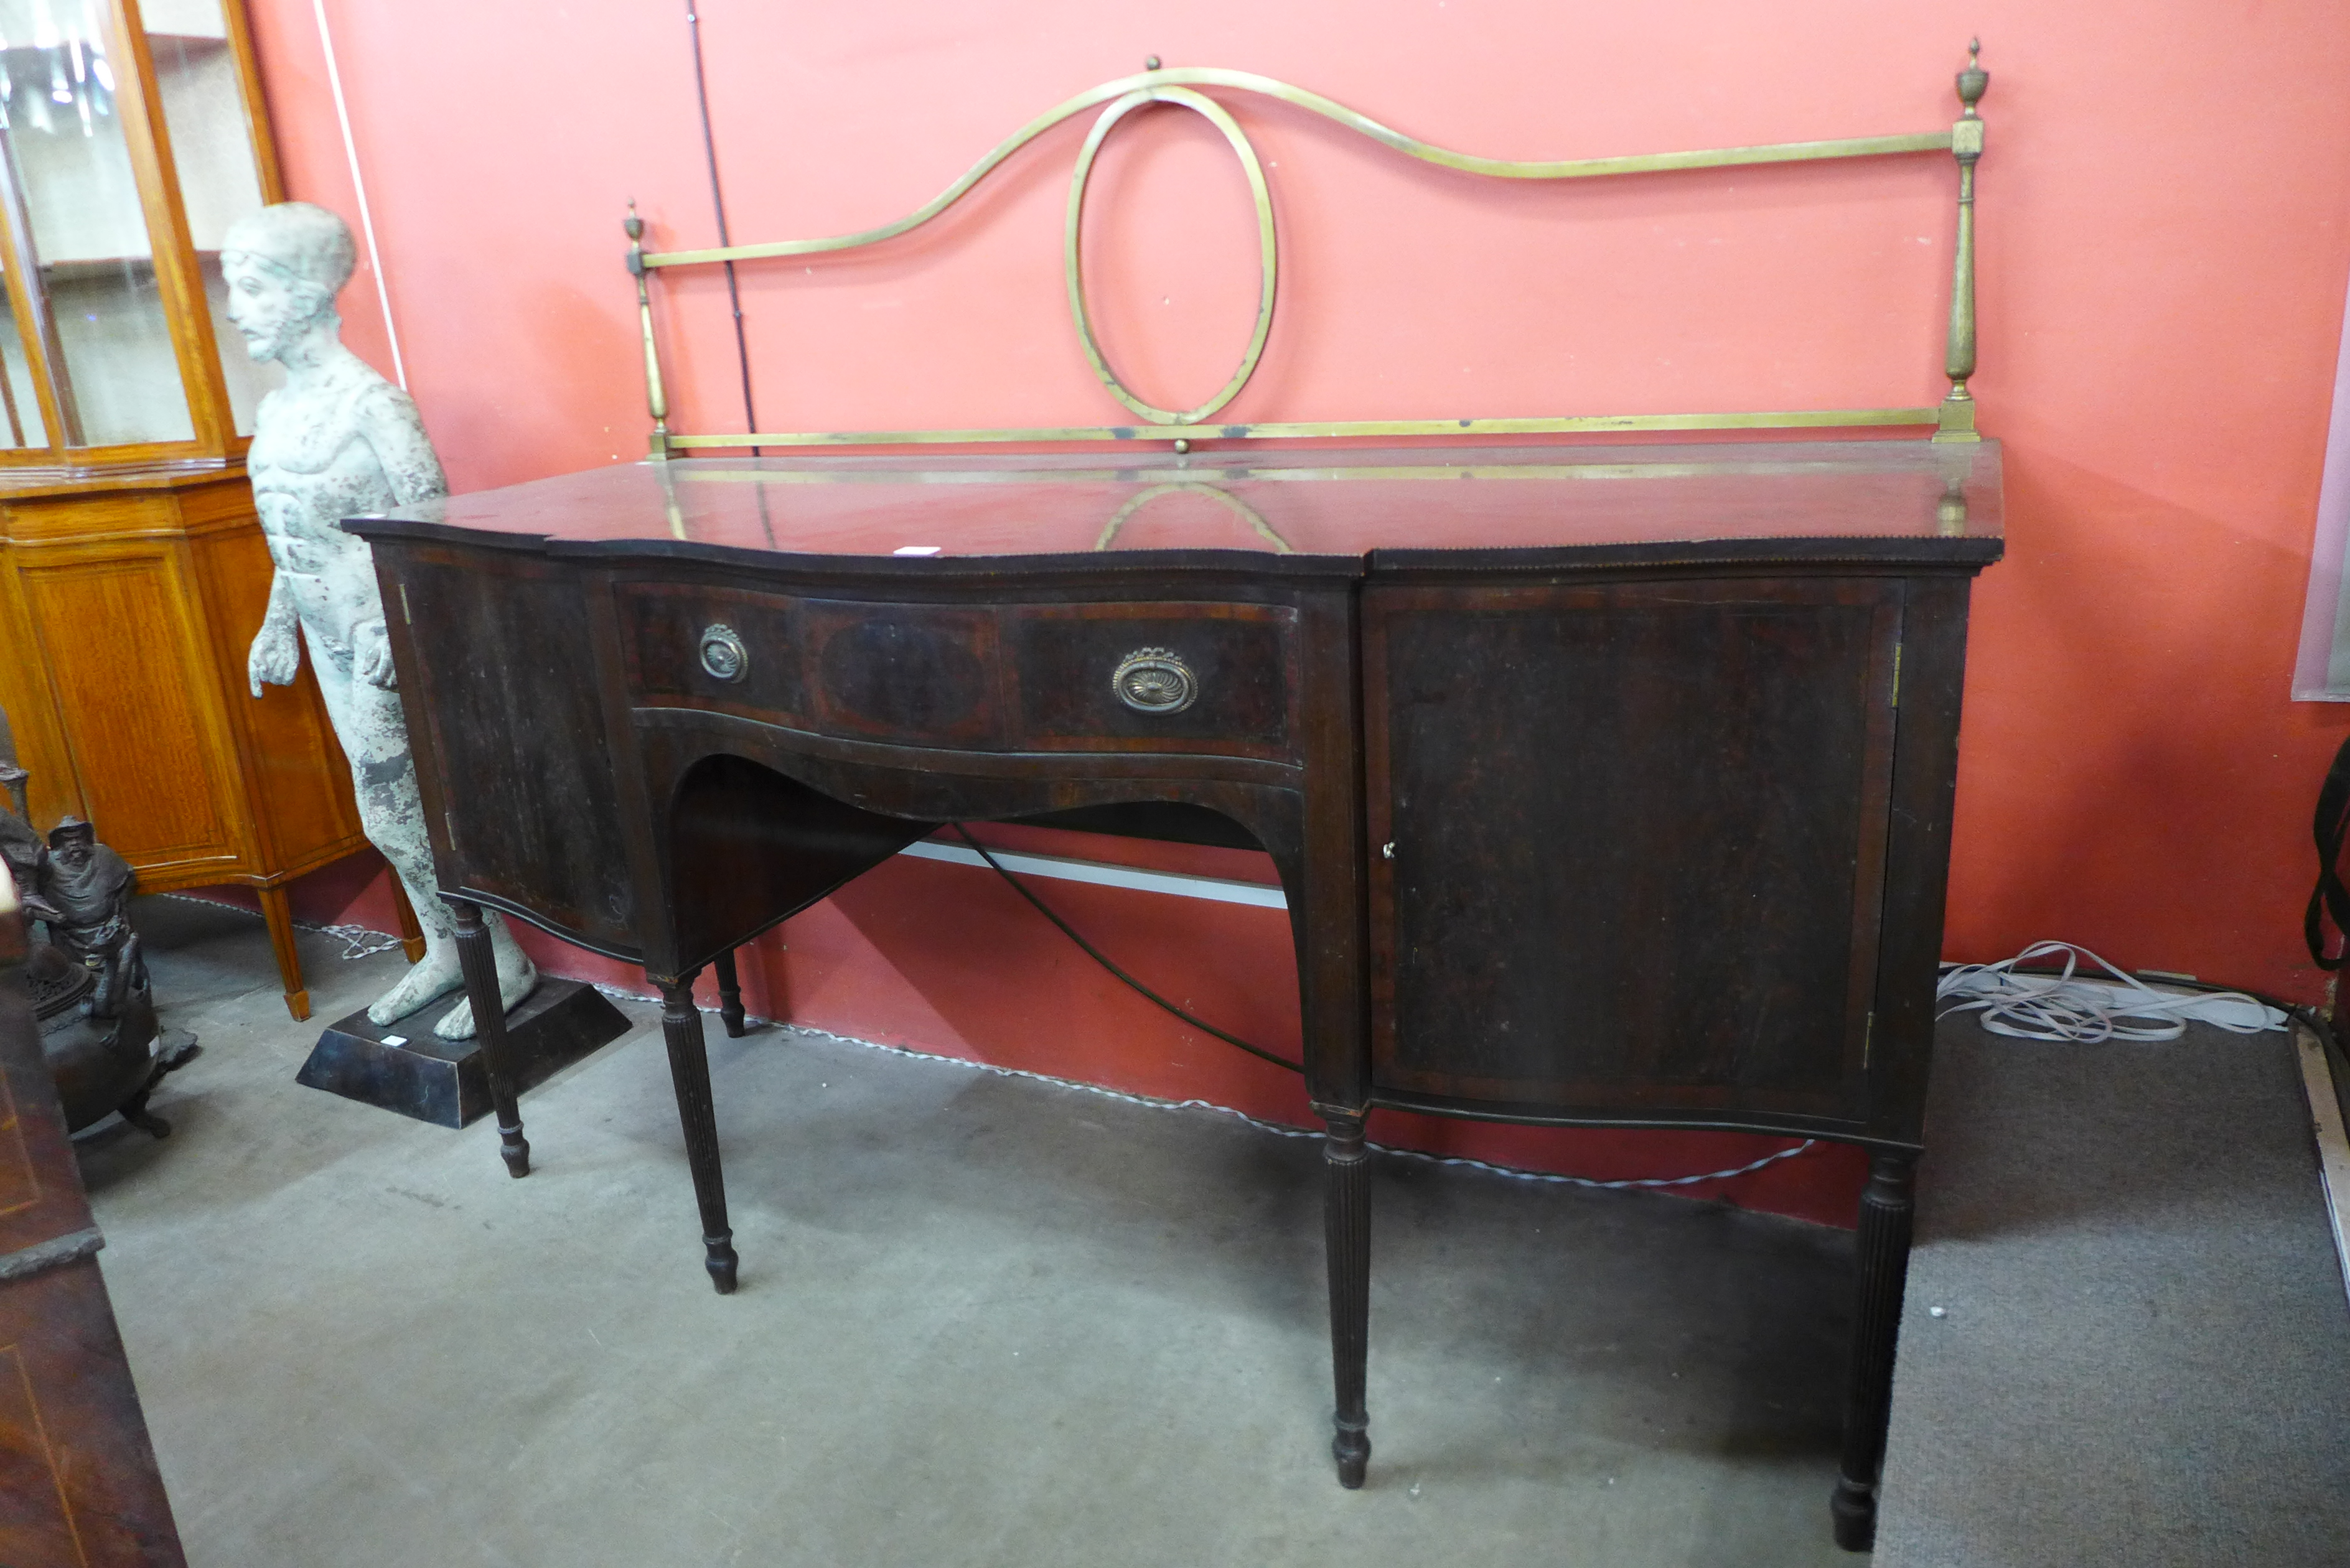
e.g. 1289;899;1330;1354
621;582;812;723
618;584;1296;762
1005;602;1298;762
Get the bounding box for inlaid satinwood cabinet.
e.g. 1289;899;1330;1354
0;0;382;1019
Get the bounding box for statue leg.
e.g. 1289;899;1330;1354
305;635;536;1033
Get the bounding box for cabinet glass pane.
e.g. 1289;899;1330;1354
0;267;48;447
0;0;194;446
145;0;273;434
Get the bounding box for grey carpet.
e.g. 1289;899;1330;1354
90;895;1863;1568
1876;1019;2350;1566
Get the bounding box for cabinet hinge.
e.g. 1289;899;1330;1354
1889;642;1903;709
398;582;413;625
1862;1010;1876;1071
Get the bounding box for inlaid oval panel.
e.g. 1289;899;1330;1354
806;600;1001;746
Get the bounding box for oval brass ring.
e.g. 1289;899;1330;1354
1092;481;1293;553
1064;86;1278;427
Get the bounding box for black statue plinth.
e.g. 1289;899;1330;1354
296;979;629;1128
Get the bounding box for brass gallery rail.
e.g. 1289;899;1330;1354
624;47;1991;454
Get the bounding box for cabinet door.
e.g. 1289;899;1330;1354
16;544;242;876
1364;577;1902;1129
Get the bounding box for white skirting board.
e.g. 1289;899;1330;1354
897;838;1288;909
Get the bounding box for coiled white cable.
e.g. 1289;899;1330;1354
1937;940;2285;1042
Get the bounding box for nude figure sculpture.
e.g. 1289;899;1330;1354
227;202;535;1040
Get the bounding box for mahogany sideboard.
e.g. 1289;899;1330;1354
350;438;2001;1549
0;867;188;1565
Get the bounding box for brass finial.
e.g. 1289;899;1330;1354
1145;55;1161;70
1937;476;1968;535
1957;40;1987;116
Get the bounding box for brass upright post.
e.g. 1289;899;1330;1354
627;203;674;461
1935;42;1988;443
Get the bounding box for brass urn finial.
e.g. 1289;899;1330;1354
1957;40;1988;116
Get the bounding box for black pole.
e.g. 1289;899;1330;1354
686;2;760;454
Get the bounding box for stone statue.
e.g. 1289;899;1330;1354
225;202;534;1040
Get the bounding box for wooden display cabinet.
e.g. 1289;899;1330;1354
0;0;397;1019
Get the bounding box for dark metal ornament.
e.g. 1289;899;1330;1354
1;786;195;1137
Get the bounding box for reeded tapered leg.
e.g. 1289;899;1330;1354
1323;1110;1372;1488
1832;1150;1918;1551
658;973;739;1294
449;898;529;1177
713;947;746;1038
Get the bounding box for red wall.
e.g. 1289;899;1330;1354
230;1;2350;1226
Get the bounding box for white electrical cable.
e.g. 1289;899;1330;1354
589;996;1819;1193
1937;940;2285;1042
309;0;406;388
159;893;403;959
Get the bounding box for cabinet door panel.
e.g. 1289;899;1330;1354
389;549;638;955
20;551;236;870
1365;577;1901;1125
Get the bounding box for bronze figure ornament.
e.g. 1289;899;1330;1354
0;795;197;1137
626;46;1988;454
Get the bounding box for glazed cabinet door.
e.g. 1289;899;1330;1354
1363;575;1904;1131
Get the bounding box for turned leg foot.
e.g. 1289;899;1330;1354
705;1233;740;1294
449;898;530;1177
1833;1149;1918;1551
495;1118;530;1178
660;973;738;1294
713;947;746;1038
1323;1110;1372;1488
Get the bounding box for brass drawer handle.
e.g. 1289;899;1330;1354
699;623;748;682
1112;647;1197;714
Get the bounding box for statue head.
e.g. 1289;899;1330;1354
221;202;357;363
46;817;93;870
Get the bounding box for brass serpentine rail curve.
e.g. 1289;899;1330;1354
626;46;1990;453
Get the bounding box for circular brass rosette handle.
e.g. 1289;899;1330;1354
1112;647;1199;714
699;623;749;682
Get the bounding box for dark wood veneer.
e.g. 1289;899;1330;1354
351;442;2001;1548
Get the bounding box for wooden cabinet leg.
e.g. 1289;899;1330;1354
713;946;746;1038
658;973;739;1294
255;884;309;1022
449;898;529;1178
1323;1110;1372;1488
1832;1149;1918;1551
387;876;428;963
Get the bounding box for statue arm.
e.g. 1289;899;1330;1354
353;384;449;508
246;562;300;696
350;385;446;688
